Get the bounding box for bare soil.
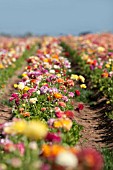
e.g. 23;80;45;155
75;99;113;149
0;64;26;123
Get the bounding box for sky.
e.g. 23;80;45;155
0;0;113;35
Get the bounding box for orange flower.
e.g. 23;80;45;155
52;54;59;59
42;144;65;158
54;93;62;99
56;78;64;84
30;79;37;84
47;95;52;101
53;118;72;131
41;107;46;111
101;72;108;78
21;112;30;117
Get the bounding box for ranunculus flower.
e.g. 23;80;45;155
75;103;84;113
64;110;74;119
77;148;103;170
55;151;78;168
75;90;81;96
58;102;66;107
45;132;61;143
55;111;64;118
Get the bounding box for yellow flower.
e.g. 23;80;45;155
79;75;85;83
53;118;72;131
14;84;18;88
4;120;48;140
106;101;110;104
105;64;110;68
80;84;87;89
97;46;105;52
70;74;79;81
57;74;61;78
82;54;89;60
24;120;48;140
4;120;27;134
22;103;26;107
22;73;27;77
23;86;30;92
0;63;4;69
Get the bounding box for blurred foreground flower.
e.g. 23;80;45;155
4;120;48;140
55;151;78;169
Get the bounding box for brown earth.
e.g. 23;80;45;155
0;64;26;123
75;99;113;149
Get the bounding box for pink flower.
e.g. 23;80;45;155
45;132;61;143
68;92;74;98
55;111;64;118
58;102;66;107
47;118;55;127
9;93;19;101
16;143;25;156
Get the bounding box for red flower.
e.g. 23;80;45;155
64;110;75;119
75;90;80;96
78;104;84;110
77;148;104;170
75;103;84;113
26;45;30;50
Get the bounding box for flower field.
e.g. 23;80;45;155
61;33;113;118
0;34;113;170
0;37;39;88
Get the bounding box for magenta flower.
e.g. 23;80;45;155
45;132;61;143
9;93;19;101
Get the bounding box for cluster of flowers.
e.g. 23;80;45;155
0;37;103;170
61;33;113;73
61;33;113;103
0;36;38;69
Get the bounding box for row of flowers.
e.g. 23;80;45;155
0;37;39;69
0;37;39;89
61;33;113;105
0;37;103;170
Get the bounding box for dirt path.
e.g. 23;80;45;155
75;100;113;149
0;63;26;123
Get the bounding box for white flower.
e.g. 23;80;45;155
49;69;55;74
36;90;40;95
18;82;25;90
55;151;78;168
29;141;38;150
54;65;60;69
29;97;37;104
